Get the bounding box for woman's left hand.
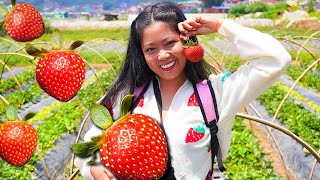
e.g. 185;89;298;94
178;16;224;41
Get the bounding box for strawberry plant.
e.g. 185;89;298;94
183;39;204;62
258;85;320;150
0;69;35;94
0;82;44;116
72;95;168;180
25;30;86;102
0;104;37;166
224;118;279;179
1;0;44;42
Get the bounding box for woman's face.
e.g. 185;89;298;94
141;21;187;83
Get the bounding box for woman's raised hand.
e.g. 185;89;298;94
90;165;117;180
178;16;224;41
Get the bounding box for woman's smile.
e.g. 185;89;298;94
161;60;176;71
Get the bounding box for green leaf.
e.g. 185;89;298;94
91;134;103;142
68;40;84;50
0;4;8;17
120;94;134;117
40;48;49;54
50;29;63;50
90;104;113;130
6;104;18;121
23;112;36;121
71;141;100;157
25;43;42;57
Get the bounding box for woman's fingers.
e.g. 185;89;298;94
91;165;117;180
104;168;117;180
178;18;202;40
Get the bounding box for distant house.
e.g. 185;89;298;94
104;11;119;21
201;2;231;13
178;0;202;13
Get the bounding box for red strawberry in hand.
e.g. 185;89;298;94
4;3;44;42
72;95;168;180
183;39;204;62
36;50;86;102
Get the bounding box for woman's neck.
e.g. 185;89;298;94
158;75;187;93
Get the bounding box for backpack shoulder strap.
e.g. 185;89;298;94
131;80;151;111
195;80;219;124
193;79;226;172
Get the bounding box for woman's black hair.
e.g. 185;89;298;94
102;1;211;106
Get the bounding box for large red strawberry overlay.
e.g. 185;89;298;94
100;114;168;179
136;96;144;107
185;123;206;143
187;93;199;106
0;121;37;166
4;4;44;42
36;51;86;102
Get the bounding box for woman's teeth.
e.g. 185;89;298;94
161;61;175;69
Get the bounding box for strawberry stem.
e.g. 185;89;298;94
50;29;63;50
71;141;101;157
183;39;197;48
69;40;85;50
25;43;43;57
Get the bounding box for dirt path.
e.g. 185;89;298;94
245;120;295;179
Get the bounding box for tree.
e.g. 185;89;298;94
306;0;317;12
203;0;224;7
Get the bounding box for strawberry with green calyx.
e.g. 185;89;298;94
183;39;204;62
0;104;37;167
25;30;86;102
72;95;168;180
1;0;44;42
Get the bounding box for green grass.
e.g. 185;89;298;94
254;26;320;38
37;28;130;43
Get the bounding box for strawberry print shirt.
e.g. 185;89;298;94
75;20;291;180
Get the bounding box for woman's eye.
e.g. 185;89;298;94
146;48;155;52
166;41;175;46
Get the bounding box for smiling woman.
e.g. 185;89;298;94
141;21;187;87
74;1;291;179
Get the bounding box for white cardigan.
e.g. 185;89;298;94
75;20;291;180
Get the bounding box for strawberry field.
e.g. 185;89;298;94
0;6;320;180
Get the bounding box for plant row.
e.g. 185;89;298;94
0;82;44;117
258;85;320;150
224;118;280;179
0;69;35;94
286;64;320;92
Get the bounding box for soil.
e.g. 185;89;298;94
90;63;111;70
244;120;296;180
289;19;320;31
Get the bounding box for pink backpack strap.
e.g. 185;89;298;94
195;80;218;123
133;85;144;103
131;80;151;111
194;79;225;172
